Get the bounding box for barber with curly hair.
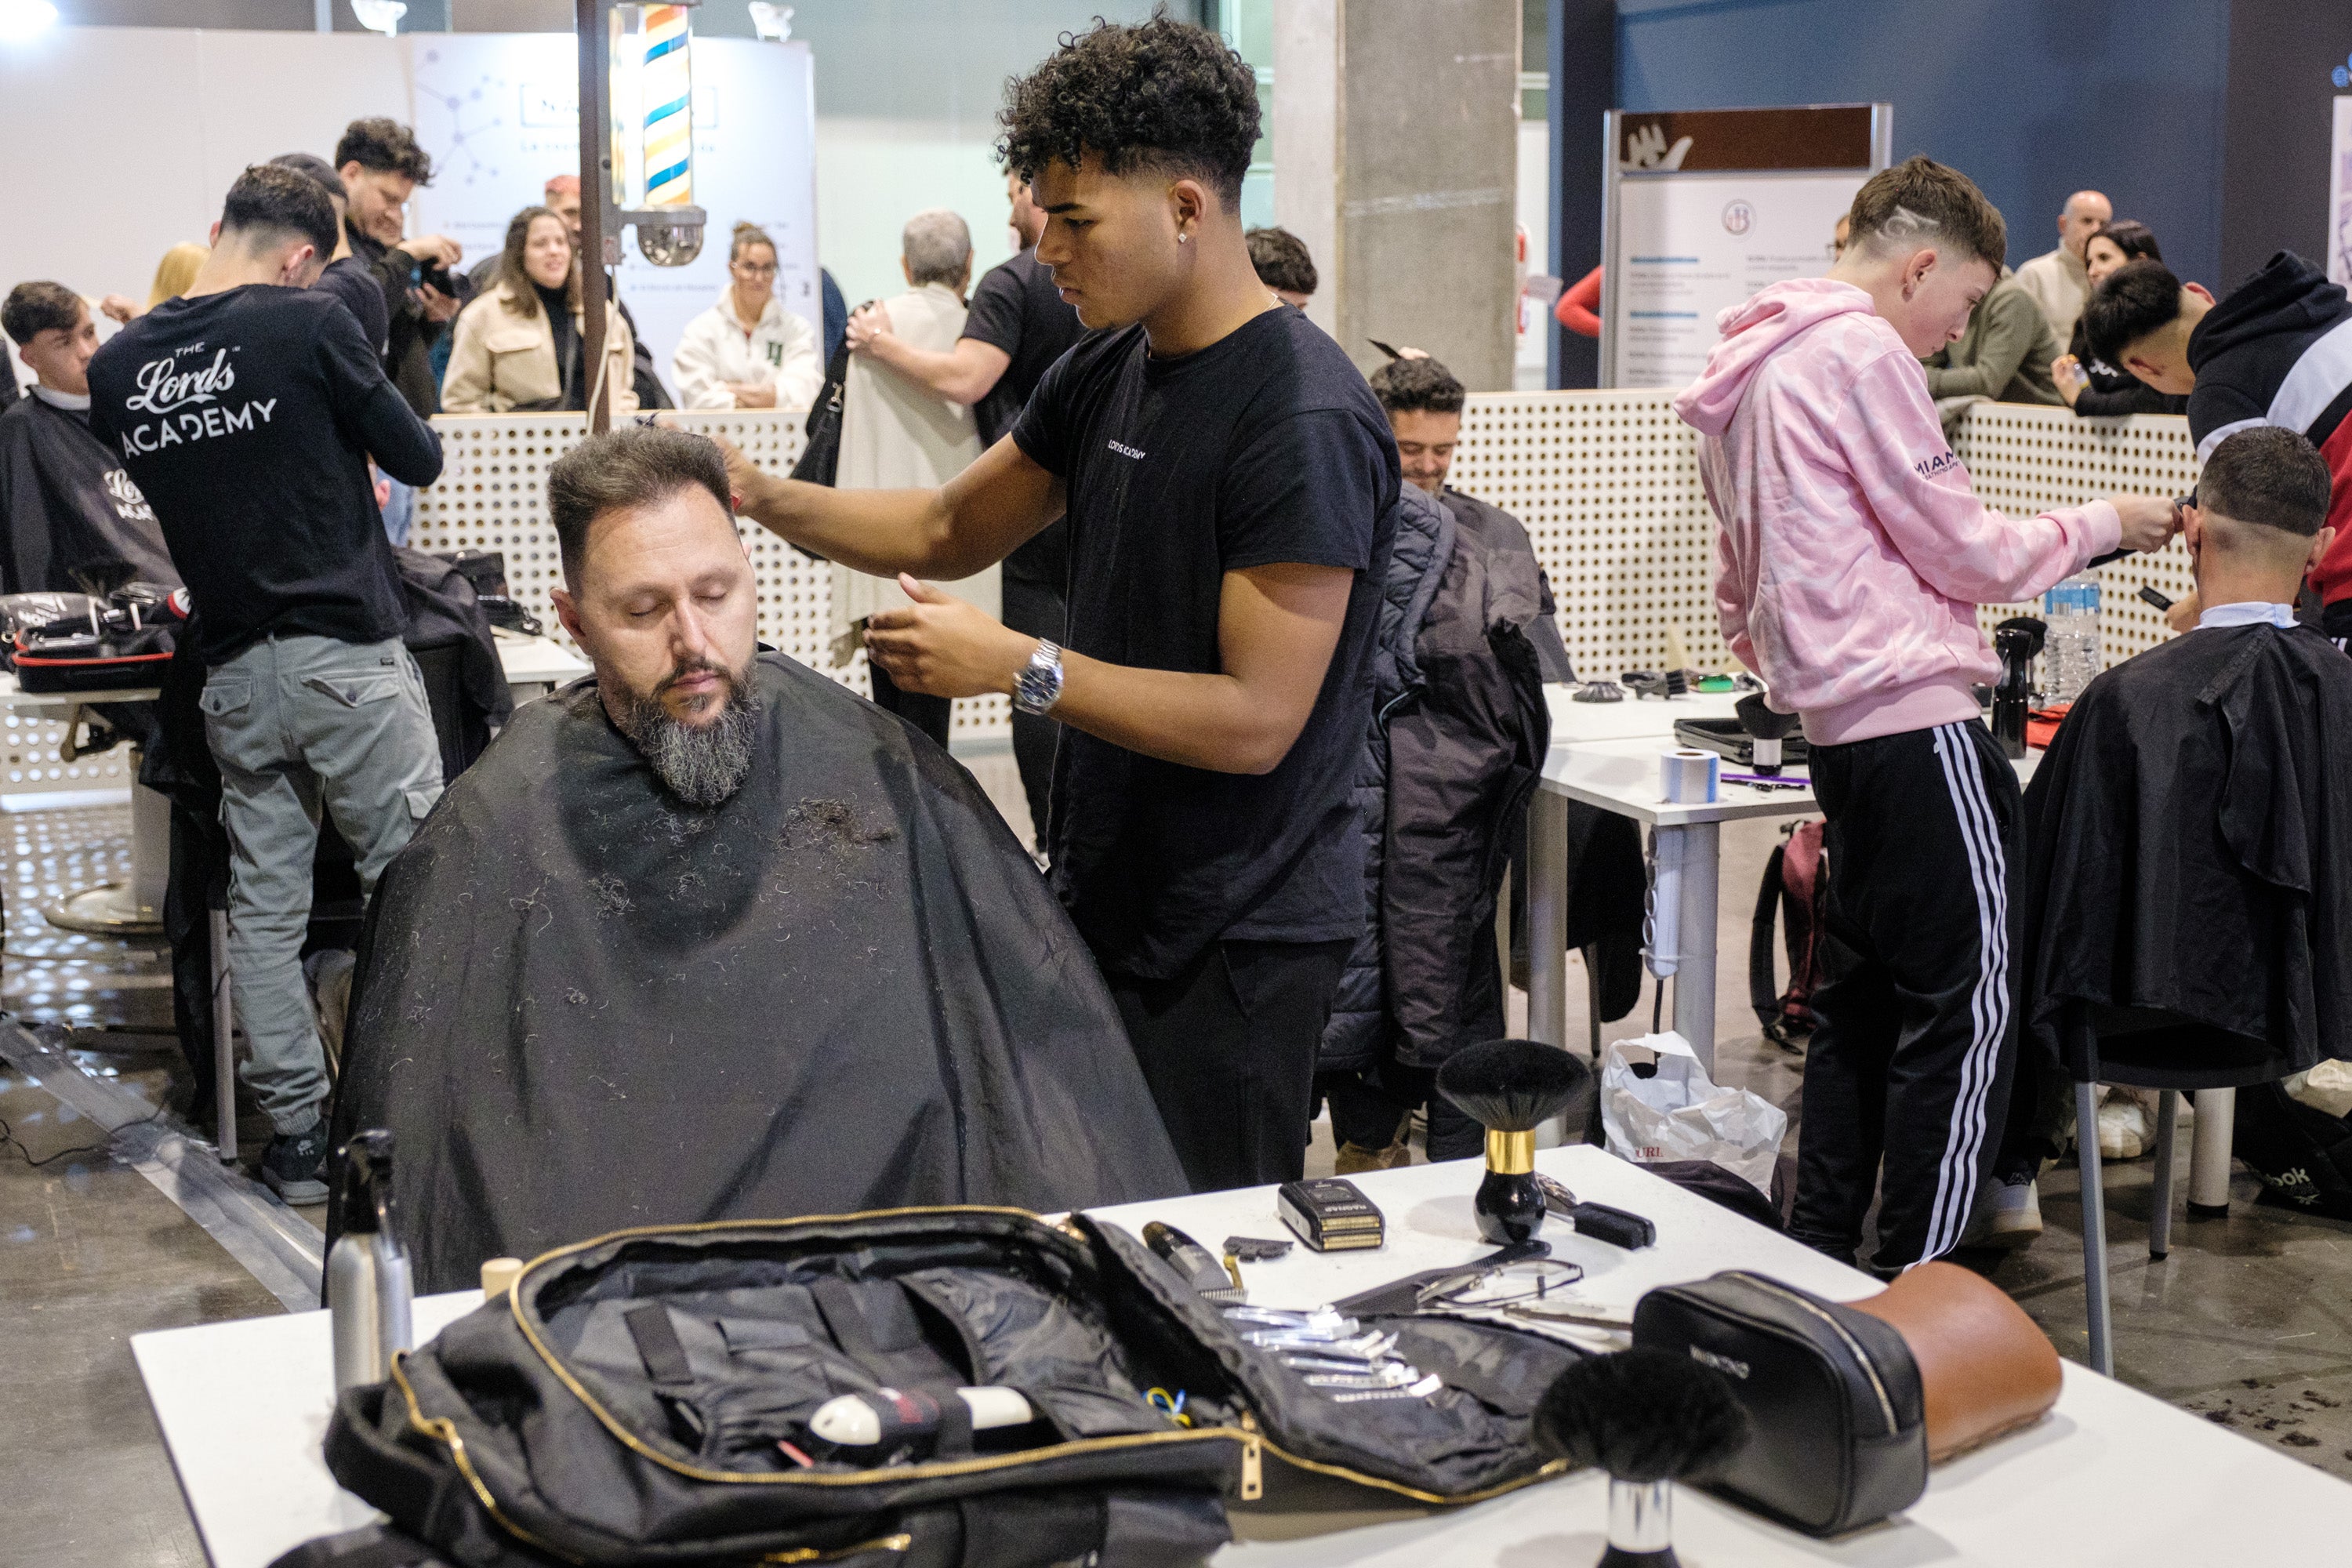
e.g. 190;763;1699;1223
721;16;1399;1193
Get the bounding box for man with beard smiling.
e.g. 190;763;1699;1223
325;425;1185;1291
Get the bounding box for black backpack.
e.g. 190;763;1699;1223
1749;818;1828;1048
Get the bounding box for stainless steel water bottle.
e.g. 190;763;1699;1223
328;1129;414;1392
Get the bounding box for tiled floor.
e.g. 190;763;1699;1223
0;787;2347;1568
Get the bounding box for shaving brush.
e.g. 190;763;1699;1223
1534;1349;1751;1568
1437;1039;1592;1245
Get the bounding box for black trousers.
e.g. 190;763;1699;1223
867;657;951;749
1109;939;1352;1193
1791;720;2020;1271
1324;1066;1485;1163
1000;574;1065;850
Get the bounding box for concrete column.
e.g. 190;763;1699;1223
1273;0;1521;389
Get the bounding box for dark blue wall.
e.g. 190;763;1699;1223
1615;0;2234;291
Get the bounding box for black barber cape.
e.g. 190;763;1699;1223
2020;622;2352;1079
0;390;180;593
328;652;1186;1292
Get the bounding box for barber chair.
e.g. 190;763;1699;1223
2063;1002;2287;1376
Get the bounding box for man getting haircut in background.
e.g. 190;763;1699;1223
722;16;1399;1192
2083;252;2352;642
0;281;179;595
88;165;446;1202
1675;157;2178;1273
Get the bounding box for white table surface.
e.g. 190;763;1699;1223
1544;684;1740;745
0;635;588;712
132;1148;2352;1567
490;629;589;688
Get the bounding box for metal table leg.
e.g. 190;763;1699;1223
1657;822;1722;1075
210;909;237;1164
42;756;169;936
1527;790;1570;1051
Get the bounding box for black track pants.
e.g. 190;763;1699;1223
1790;719;2020;1271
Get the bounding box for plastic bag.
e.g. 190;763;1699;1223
1600;1032;1788;1196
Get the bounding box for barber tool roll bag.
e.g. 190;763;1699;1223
321;1208;1581;1567
1633;1270;1927;1536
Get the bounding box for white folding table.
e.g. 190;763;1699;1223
130;1148;2352;1566
1519;695;2231;1208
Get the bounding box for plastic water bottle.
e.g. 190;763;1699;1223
2040;574;2102;703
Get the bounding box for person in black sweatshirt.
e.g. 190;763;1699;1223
2085;252;2352;636
2052;221;2186;419
87;164;448;1203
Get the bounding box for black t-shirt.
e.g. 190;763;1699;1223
87;285;442;662
315;256;390;361
1011;304;1399;979
964;249;1088;588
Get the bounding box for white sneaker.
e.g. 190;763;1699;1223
1958;1177;2043;1249
2097;1098;2150;1161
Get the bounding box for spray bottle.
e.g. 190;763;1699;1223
328;1129;414;1392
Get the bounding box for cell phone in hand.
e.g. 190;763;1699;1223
2137;585;2174;613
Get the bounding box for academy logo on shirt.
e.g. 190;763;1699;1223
115;343;278;455
102;469;155;523
764;341;784;367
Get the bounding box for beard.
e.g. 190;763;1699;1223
604;656;763;808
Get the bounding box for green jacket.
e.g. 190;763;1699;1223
1922;271;2063;411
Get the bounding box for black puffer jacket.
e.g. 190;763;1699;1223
1321;485;1573;1074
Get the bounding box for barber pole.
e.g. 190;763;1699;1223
641;4;692;211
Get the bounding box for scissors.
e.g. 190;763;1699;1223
1146;1387;1192;1428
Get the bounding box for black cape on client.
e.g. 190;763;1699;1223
2019;622;2352;1082
328;652;1187;1292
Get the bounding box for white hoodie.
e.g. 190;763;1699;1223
672;296;824;411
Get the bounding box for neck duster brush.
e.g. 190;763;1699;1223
1534;1348;1750;1568
1437;1039;1592;1246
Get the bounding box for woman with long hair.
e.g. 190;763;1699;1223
2053;220;2183;417
441;205;633;417
671;220;823;409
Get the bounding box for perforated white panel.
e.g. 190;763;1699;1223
0;711;132;797
1450;390;1730;681
1450;392;2198;680
412;412;1009;739
1949;404;2198;662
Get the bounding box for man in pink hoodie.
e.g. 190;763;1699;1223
1674;157;2179;1272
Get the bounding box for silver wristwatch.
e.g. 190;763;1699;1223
1013;640;1065;715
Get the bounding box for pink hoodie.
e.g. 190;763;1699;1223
1672;279;2120;746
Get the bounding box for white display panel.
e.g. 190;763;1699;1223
0;27;816;405
402;35;819;396
1607;170;1864;389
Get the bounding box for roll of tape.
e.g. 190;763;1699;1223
1660;748;1719;804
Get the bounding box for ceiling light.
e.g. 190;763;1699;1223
0;0;60;43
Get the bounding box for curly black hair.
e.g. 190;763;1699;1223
996;12;1259;212
1369;356;1465;416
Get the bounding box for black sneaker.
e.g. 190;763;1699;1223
261;1116;330;1203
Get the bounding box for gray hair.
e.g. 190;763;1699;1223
902;209;973;287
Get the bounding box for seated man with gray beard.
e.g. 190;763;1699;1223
327;425;1185;1290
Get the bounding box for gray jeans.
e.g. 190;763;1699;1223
200;634;445;1134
